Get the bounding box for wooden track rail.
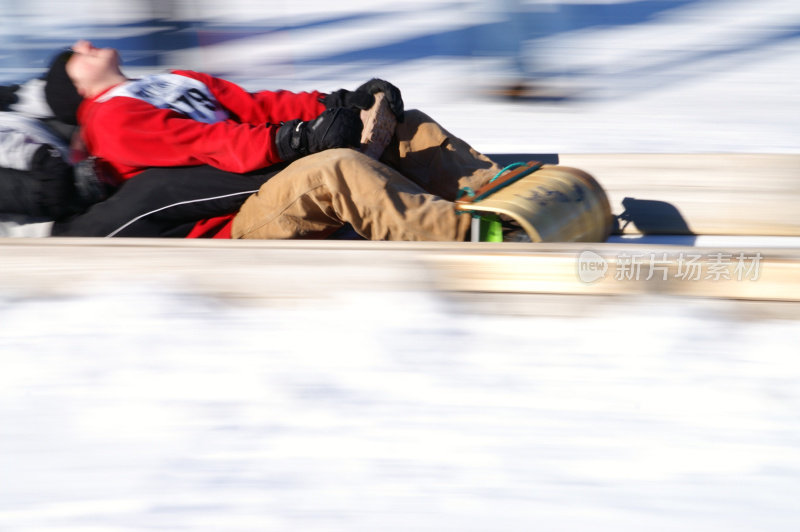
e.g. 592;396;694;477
1;239;798;303
1;155;797;311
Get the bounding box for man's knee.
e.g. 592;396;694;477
306;148;385;181
318;147;374;166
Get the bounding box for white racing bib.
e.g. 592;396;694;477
97;73;230;124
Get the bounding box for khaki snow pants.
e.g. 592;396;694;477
231;110;502;241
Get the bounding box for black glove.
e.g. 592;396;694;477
275;107;363;161
0;84;20;111
73;156;116;207
323;78;404;122
29;144;80;219
323;88;375;111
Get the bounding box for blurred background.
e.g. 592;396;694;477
1;0;798;153
1;2;799;531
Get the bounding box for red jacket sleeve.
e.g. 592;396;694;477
174;70;326;125
81;96;287;176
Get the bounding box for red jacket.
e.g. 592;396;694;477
78;70;325;180
76;70;327;237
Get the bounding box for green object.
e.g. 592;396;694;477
479;214;503;242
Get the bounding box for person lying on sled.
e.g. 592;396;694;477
46;40;505;240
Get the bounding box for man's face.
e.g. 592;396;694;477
66;40;122;94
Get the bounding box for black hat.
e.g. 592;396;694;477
44;50;83;125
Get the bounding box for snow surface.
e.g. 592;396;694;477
1;286;799;531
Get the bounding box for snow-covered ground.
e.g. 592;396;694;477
1;2;799;530
1;287;799;531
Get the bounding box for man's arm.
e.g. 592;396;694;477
83;97;284;176
175;70;325;125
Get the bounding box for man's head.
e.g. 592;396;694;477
44;50;82;124
44;40;125;124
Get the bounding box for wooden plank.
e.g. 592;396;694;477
556;154;800;236
1;239;798;303
428;244;800;301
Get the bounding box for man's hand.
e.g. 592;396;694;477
356;79;403;122
322;78;404;122
276;107;363;161
0;84;20;111
323;88;374;112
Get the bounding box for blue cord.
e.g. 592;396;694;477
488;162;526;183
457;186;476;200
457;162;527;200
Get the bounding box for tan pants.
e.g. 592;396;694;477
231;110;501;241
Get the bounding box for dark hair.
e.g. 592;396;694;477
44;50;83;125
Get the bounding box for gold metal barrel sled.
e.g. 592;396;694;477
456;161;613;242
